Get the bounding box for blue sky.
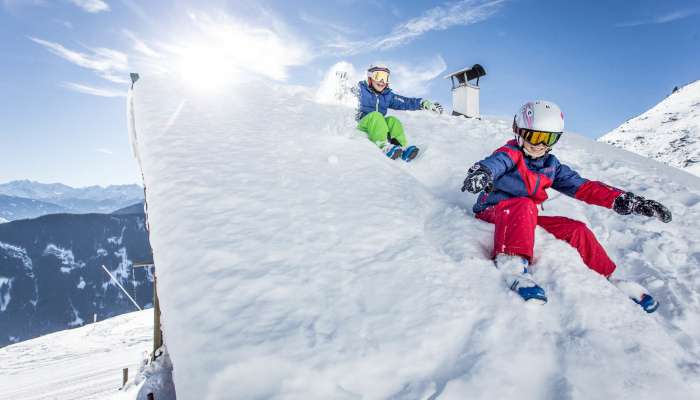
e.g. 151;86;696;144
1;0;698;187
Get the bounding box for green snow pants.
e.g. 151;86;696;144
357;111;407;148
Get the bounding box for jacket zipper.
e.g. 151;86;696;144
532;174;541;196
375;94;379;112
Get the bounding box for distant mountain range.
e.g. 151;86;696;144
600;80;700;176
0;194;69;221
0;204;152;347
0;180;143;222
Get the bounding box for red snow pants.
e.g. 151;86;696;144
476;197;616;277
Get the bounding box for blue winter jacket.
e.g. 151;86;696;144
355;80;423;120
473;140;623;214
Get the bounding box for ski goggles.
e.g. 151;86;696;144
368;68;390;84
516;127;562;147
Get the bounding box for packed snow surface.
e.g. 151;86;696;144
0;310;151;400
129;74;700;399
600;80;700;176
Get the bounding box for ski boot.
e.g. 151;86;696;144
382;143;403;160
401;145;420;162
609;278;659;313
495;254;547;304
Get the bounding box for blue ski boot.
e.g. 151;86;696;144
382;143;403;160
401;145;420;162
495;254;547;304
610;278;659;313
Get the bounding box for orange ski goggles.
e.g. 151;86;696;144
515;127;562;147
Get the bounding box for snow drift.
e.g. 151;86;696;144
128;72;700;399
600;80;700;177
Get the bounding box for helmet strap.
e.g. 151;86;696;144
515;134;524;147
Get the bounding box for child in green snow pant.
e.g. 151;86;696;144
357;111;407;148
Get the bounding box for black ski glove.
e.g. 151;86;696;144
461;164;493;193
613;192;672;223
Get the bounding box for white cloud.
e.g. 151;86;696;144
616;9;698;27
118;0;152;24
327;0;505;55
32;8;310;93
156;11;310;83
123;29;161;58
299;12;358;35
386;55;448;96
70;0;110;13
61;82;125;97
96;148;114;154
30;37;128;82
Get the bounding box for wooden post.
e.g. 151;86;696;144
153;273;163;360
132;262;162;360
122;368;128;387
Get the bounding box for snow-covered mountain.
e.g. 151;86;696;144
599;80;700;176
0;208;152;347
0;180;144;216
0;309;152;400
128;72;700;399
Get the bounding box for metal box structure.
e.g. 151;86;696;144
444;64;486;118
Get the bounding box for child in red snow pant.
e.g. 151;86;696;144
462;101;671;311
475;196;616;277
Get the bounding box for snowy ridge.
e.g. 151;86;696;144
600;80;700;176
129;74;700;399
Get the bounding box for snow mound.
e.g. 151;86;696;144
129;74;700;399
600;80;700;176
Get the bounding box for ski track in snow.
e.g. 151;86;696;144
0;310;151;400
128;75;700;399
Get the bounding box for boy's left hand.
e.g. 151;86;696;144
613;192;672;223
421;99;443;114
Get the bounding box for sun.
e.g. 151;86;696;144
176;43;237;91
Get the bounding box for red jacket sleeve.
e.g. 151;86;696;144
574;181;624;208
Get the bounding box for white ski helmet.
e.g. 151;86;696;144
513;100;564;133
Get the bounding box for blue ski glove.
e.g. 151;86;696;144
613;192;672;223
461;164;493;193
421;99;443;114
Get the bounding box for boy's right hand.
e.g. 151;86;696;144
461;164;493;193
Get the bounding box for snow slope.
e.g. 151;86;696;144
600;80;700;176
129;74;700;399
0;310;151;400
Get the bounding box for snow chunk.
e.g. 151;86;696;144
67;301;84;328
43;244;85;274
0;276;13;312
315;61;359;107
